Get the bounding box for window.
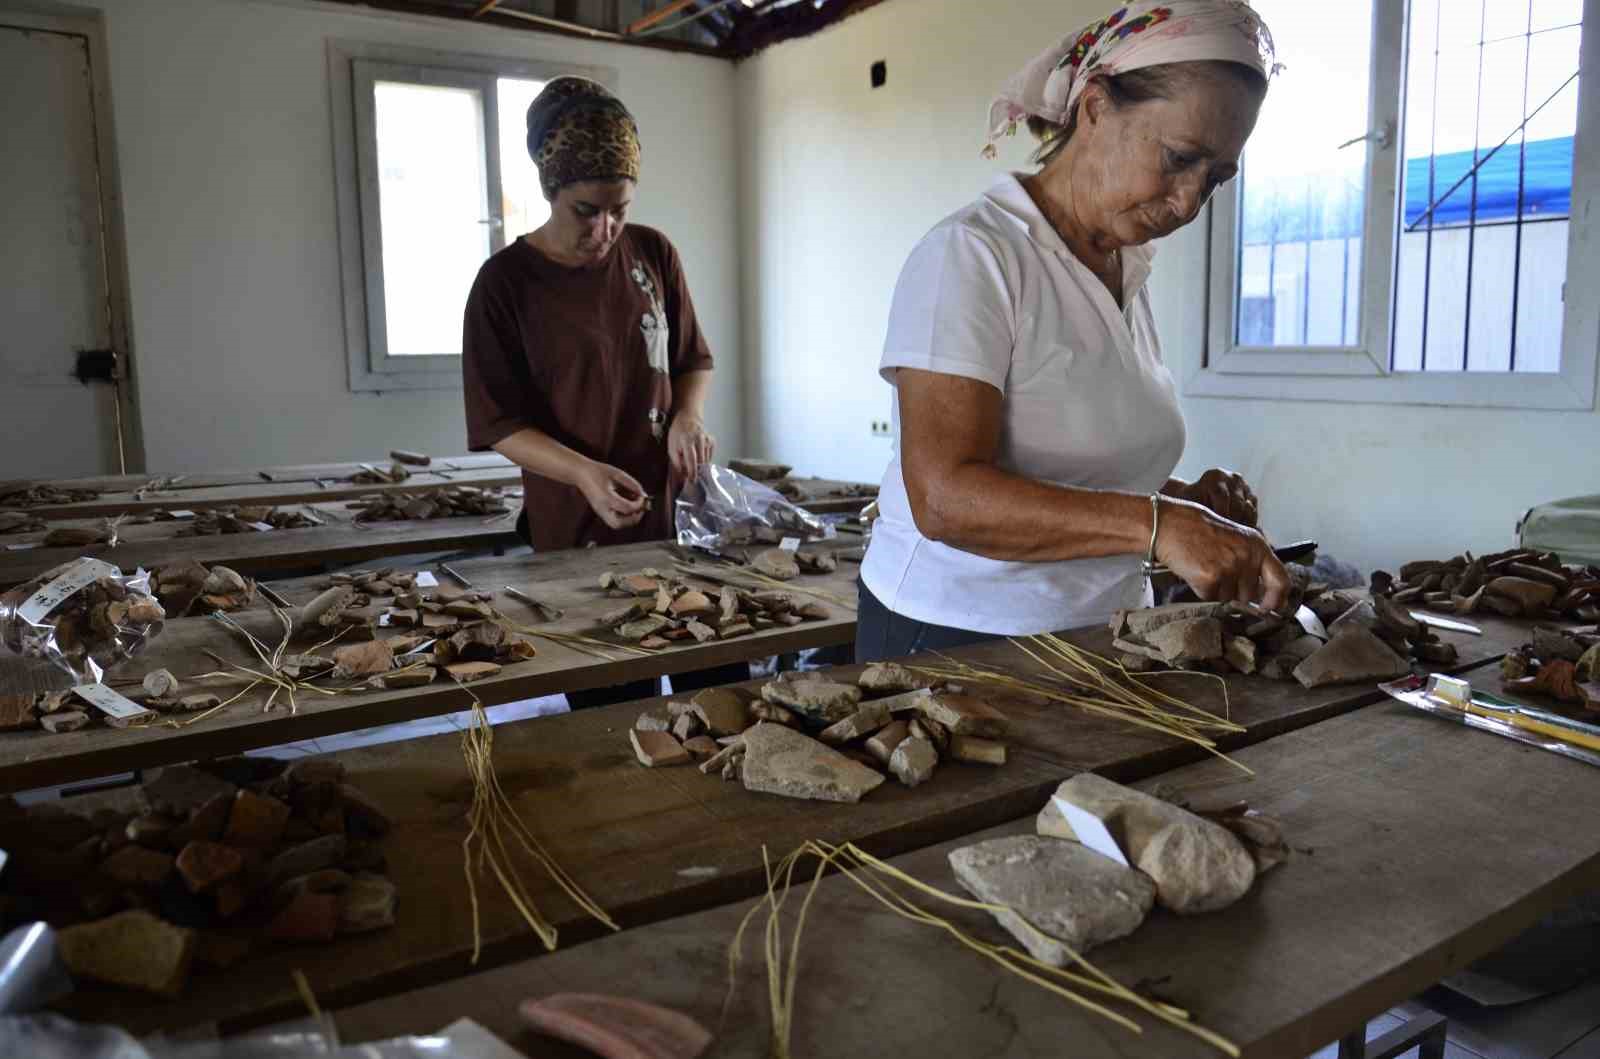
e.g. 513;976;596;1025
1194;0;1599;409
329;42;611;391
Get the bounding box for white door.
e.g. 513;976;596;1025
0;23;124;478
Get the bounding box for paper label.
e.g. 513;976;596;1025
779;537;801;553
72;683;151;721
1294;604;1329;641
5;543;40;551
1052;797;1130;868
19;558;121;625
301;510;325;525
169;510;195;519
415;571;439;588
250;521;275;532
378;612;393;628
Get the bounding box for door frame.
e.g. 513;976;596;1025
2;4;144;474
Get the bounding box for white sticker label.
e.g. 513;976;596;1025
19;558;121;625
5;543;40;551
72;683;152;721
378;612;393;627
779;537;801;553
415;571;439;588
169;510;195;519
301;510;325;525
1052;797;1131;868
250;521;275;532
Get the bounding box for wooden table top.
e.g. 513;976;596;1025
0;541;861;793
47;627;1520;1036
330;699;1600;1059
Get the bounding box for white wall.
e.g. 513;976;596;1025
737;0;1600;574
80;0;741;471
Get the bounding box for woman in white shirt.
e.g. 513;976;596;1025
859;1;1292;662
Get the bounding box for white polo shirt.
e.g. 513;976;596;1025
861;173;1187;636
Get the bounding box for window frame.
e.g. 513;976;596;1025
328;40;614;393
1188;0;1600;410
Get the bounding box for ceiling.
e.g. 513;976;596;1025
322;0;892;59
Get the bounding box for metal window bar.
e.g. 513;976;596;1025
1301;176;1313;344
1462;0;1489;371
1419;0;1442;369
1510;0;1534;371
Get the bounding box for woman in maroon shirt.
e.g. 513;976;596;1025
463;77;738;706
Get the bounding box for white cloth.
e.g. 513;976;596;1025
861;173;1186;636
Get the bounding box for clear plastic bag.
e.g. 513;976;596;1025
0;557;166;683
675;465;834;552
0;1015;520;1059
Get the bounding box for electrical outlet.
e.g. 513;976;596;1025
870;420;892;438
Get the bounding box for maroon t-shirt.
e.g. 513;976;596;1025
462;225;714;550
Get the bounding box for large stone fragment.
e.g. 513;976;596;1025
223;789;290;848
750;548;800;580
817;701;891;745
856;662;933;694
1144;617;1224;665
1038;774;1256;914
143;765;237;819
740;722;885;803
1292;627;1412;689
175;840;243;893
948;836;1155;965
101;845;175;887
59;910;195;997
760;675;862;724
267;834;348;885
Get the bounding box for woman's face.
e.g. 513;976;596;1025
546;179;635;264
1069;72;1263;248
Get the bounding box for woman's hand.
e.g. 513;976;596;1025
667;412;715;480
1155;497;1292;612
574;460;649;531
1169;468;1259;527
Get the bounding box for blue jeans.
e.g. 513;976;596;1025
853;579;996;663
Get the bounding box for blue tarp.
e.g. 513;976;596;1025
1403;135;1573;227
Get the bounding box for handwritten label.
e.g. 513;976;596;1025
250;522;275;533
1052;797;1130;868
169;510;195;519
5;543;40;551
72;683;151;721
779;537;801;553
19;558;120;625
414;571;439;588
377;612;393;628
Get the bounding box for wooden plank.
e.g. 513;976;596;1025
0;508;519;588
0;454;515;496
330;702;1600;1059
0;542;860;793
40;631;1523;1035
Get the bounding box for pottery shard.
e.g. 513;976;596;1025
224;789;291;848
1038;774;1256;915
1112;602;1226;640
40;710;91;734
445;661;502;683
143;669;182;699
671;712;702;742
101;844;175;887
856;662;933;694
917;692;1008;737
669;590;716;618
268;834;349;885
340;784;391;838
376;666;435;689
332;639;394;679
1144;617;1224;665
864;719;911;765
682;735;721;759
144;765;237;819
519;993;713;1059
949;836;1155;965
1293;627;1412;689
1223;636;1258;675
59;910;195;998
338;873;397;934
618;615;672;641
690;687;750;736
760;677;863;724
740;722;886;803
750;548;801;581
636;707;673;733
889;736;938;788
630;729;692;768
818;701;891;745
268;890;340;943
949;735;1007;766
175;840;244;893
1485;576;1559;613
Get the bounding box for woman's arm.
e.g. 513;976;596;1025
667;370;715;477
492;428;647;531
896;368;1291;608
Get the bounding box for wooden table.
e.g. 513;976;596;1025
0;502;520;588
331;701;1600;1059
49;629;1520;1035
0;542;860;793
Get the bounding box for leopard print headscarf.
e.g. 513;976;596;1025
526;77;641;200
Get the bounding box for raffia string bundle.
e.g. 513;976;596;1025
728;840;1240;1057
457;679;618;961
909;633;1252;776
186;607;363;727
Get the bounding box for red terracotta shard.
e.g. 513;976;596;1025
519;993;712;1059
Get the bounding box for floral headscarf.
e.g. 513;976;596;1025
985;1;1277;157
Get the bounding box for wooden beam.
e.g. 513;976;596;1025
627;0;698;35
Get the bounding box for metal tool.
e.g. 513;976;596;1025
1409;611;1482;636
504;585;563;623
439;562;474;589
258;584;292;610
1383;673;1600;767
